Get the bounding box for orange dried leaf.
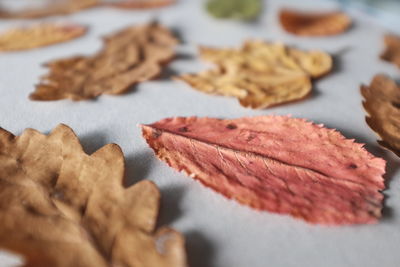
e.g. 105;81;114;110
361;74;400;157
279;9;351;37
0;0;98;19
30;22;178;101
177;41;332;109
141;116;386;225
109;0;175;9
381;34;400;69
0;23;87;52
0;124;187;267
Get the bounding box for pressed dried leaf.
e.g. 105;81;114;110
0;0;98;19
30;22;178;101
177;41;332;109
206;0;261;21
279;9;351;37
141;116;386;225
0;23;86;52
361;75;400;157
0;124;187;267
381;34;400;69
108;0;175;9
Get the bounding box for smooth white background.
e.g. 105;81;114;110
0;0;399;266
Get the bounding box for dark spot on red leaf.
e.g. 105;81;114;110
178;127;189;132
349;164;357;169
246;134;256;141
226;123;237;130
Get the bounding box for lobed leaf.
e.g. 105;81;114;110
0;124;187;267
361;74;400;157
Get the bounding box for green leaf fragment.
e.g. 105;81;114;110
206;0;262;20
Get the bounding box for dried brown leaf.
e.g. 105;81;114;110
30;22;178;101
381;34;400;69
108;0;175;9
141;116;386;225
0;0;98;19
279;9;351;37
0;23;87;52
0;124;187;267
361;74;400;157
177;41;332;109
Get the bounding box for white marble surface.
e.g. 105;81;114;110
0;0;399;266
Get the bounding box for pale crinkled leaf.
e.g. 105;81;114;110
177;41;332;109
141;116;386;225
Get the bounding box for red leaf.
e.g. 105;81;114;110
141;116;386;225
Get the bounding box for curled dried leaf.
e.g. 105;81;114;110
0;124;187;267
279;9;351;37
0;23;87;52
0;0;98;19
30;22;178;101
108;0;175;9
381;34;400;69
141;116;386;225
361;74;400;157
177;41;332;109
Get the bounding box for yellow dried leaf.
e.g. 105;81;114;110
279;9;351;37
0;124;187;267
361;74;400;157
0;23;87;52
0;0;98;19
177;40;332;109
30;22;178;101
381;34;400;69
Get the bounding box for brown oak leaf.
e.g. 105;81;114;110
279;9;351;37
176;41;332;109
108;0;175;9
0;23;87;52
0;0;98;19
0;124;187;267
141;116;386;225
381;34;400;69
361;74;400;157
30;22;178;101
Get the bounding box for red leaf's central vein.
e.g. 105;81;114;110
146;125;374;191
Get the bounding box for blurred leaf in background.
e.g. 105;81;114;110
206;0;262;21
